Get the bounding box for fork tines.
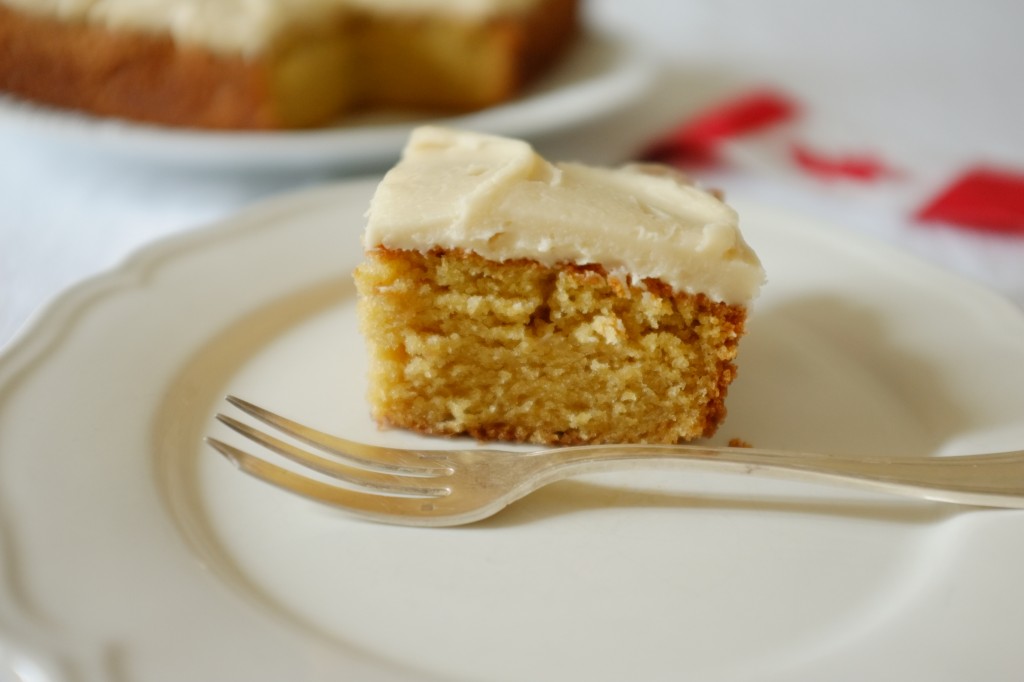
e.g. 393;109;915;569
207;395;453;504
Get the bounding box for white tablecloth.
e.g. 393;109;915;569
3;0;1023;350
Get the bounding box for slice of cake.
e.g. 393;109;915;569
354;127;765;445
0;0;578;129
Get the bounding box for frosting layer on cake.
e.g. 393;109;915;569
365;127;766;305
1;0;542;55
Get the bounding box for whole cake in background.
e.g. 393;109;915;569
354;127;766;445
0;0;578;129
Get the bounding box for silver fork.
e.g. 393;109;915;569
207;395;1024;527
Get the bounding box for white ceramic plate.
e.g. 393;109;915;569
2;179;1024;682
0;31;653;173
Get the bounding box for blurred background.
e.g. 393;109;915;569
2;0;1023;346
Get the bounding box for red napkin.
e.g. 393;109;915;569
644;89;1024;236
789;143;899;182
916;167;1024;236
641;89;898;181
642;89;798;166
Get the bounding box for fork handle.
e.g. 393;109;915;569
535;445;1024;508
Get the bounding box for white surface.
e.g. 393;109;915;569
0;30;651;173
2;180;1024;682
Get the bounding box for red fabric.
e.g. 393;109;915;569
916;167;1024;235
642;89;798;165
644;88;1024;237
790;143;899;182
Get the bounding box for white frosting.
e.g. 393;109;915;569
2;0;540;55
365;127;765;305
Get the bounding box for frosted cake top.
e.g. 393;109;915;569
364;127;765;305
